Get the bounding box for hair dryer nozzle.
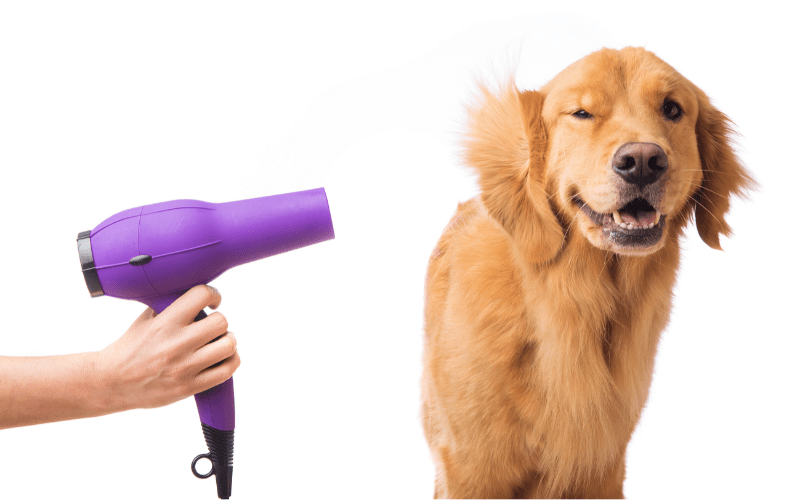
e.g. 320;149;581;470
218;186;335;269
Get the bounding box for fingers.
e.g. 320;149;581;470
162;285;222;325
183;311;230;351
187;332;237;372
117;289;241;410
192;347;241;393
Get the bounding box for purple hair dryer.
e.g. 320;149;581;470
76;188;334;498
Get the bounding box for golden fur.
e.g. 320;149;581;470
421;47;754;498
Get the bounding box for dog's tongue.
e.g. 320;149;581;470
621;210;658;225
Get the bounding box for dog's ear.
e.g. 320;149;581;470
693;89;756;250
463;84;563;263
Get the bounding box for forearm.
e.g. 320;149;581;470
0;352;118;429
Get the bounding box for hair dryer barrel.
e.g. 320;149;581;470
216;187;335;269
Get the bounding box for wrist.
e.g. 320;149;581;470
85;350;126;415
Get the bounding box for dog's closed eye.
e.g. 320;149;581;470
572;109;593;119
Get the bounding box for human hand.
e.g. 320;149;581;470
93;285;241;413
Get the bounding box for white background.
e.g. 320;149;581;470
0;1;797;499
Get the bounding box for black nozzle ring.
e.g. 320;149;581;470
77;231;104;297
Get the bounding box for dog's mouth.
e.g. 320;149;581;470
574;196;665;249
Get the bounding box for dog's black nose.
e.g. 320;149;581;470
612;142;668;188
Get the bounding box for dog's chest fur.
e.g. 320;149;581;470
423;199;681;496
514;222;679;472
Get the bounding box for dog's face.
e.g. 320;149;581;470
541;48;706;255
509;46;753;259
467;47;753;263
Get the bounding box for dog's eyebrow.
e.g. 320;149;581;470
637;70;686;97
557;86;608;112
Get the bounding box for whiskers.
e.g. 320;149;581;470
678;177;730;223
691;192;725;228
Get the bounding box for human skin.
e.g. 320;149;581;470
0;285;240;429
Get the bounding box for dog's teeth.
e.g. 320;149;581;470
655;212;661;224
648;222;654;229
613;210;623;224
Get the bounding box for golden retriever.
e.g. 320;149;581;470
421;47;755;498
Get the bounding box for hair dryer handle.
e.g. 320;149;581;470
189;309;235;499
192;309;236;431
